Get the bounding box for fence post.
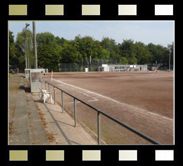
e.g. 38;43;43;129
98;111;101;145
74;98;77;127
54;87;56;104
48;83;50;92
61;91;64;112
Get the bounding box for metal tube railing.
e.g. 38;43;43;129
54;87;56;104
44;80;162;145
74;98;77;127
98;112;101;145
61;91;64;113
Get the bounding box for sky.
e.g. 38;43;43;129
9;21;174;47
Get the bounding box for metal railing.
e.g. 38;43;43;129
44;80;162;145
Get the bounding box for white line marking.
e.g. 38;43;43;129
88;97;99;102
83;93;90;97
53;78;173;121
69;101;81;104
58;83;99;103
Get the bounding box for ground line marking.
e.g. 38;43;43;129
52;78;173;121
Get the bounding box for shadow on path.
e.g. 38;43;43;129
44;103;72;145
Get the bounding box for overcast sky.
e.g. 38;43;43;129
9;21;174;47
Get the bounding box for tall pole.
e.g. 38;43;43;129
25;29;28;68
25;23;30;68
25;28;27;69
25;29;27;69
25;53;27;69
26;30;29;68
33;21;37;69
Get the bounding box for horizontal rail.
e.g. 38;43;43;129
45;80;162;145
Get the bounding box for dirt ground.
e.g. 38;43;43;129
42;71;174;145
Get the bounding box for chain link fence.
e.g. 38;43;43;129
58;59;122;72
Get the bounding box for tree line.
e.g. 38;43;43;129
9;29;173;72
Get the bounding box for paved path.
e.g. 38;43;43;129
9;76;31;145
9;74;97;145
32;95;97;145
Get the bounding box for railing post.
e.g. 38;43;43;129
48;83;50;92
74;98;77;127
45;81;46;90
54;87;56;104
61;91;64;112
98;111;101;145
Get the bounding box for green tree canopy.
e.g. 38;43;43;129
119;39;137;64
61;40;81;63
37;32;56;46
101;37;120;60
134;42;153;64
9;31;16;65
10;28;173;72
36;32;62;71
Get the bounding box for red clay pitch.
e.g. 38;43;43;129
42;71;173;145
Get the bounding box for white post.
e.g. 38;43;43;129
51;71;53;81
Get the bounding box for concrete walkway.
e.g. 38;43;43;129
9;74;97;145
32;94;97;145
9;76;31;145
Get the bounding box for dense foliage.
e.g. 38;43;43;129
9;30;173;71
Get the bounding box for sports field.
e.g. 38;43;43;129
42;71;174;145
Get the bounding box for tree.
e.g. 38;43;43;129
36;32;56;46
11;27;174;71
119;39;137;64
60;40;81;63
74;35;97;62
168;43;174;67
120;57;129;64
134;42;153;64
55;36;66;46
101;37;120;60
37;44;62;71
36;32;62;71
9;31;16;67
16;28;34;68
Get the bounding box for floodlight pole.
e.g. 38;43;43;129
24;35;27;69
33;21;37;69
25;23;30;68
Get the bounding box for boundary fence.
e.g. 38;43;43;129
44;80;162;145
58;59;122;72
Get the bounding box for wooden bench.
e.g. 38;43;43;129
39;88;53;104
